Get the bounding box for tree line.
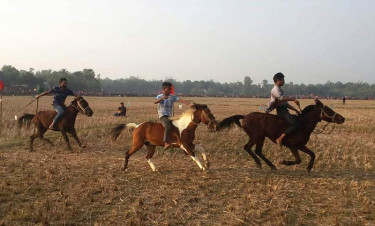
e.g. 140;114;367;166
0;65;374;98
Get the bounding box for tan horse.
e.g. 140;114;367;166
110;103;219;172
19;97;93;152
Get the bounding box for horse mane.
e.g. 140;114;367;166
170;103;207;121
301;105;316;117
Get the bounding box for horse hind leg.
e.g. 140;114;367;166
145;144;158;172
194;144;210;169
123;141;144;171
30;133;38;152
254;138;277;170
181;144;205;171
244;139;261;169
29;122;46;152
40;136;54;146
280;148;301;166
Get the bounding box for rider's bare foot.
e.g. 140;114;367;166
48;122;55;130
276;137;283;146
276;134;286;146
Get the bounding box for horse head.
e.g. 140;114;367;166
71;97;94;117
190;103;219;131
314;98;345;124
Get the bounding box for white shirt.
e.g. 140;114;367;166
265;85;291;113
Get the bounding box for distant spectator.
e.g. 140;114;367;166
114;102;126;116
343;96;347;105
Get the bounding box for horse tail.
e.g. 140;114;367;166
110;123;137;141
218;115;244;131
17;113;35;130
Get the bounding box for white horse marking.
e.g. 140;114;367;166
190;155;205;171
195;144;208;162
172;110;194;136
147;159;157;172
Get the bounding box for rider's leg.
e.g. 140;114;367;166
50;104;65;130
160;116;172;148
276;111;299;145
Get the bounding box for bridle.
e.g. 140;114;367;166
190;108;216;126
72;99;90;114
313;105;337;134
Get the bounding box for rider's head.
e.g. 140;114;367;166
162;82;172;95
59;78;68;89
273;72;285;86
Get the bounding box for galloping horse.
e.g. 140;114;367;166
19;97;93;152
218;99;345;172
110;103;219;172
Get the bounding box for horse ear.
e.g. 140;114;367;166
315;98;323;107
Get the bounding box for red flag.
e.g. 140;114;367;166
0;80;3;91
171;84;175;95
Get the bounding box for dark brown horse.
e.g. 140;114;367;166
218;99;345;172
110;103;219;172
19;97;93;152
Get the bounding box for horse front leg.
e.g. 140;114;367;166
280;148;301;166
194;144;210;169
70;129;86;148
299;146;316;172
61;130;73;152
181;144;205;171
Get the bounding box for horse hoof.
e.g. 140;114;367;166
81;145;87;148
279;160;287;165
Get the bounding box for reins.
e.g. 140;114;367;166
313;105;336;134
71;100;89;114
190;109;215;126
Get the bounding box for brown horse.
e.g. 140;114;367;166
217;99;345;172
19;97;93;152
110;103;219;172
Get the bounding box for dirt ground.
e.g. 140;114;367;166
0;96;374;225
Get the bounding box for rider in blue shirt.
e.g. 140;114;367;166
154;82;191;149
36;78;78;130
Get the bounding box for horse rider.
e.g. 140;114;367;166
154;82;191;149
36;78;79;130
265;72;301;145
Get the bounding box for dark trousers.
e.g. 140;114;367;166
278;110;300;136
160;116;172;143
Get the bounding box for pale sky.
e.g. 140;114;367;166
1;0;374;84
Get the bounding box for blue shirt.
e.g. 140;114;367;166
156;94;179;117
49;86;74;105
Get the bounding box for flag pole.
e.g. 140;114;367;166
0;91;2;135
0;80;4;135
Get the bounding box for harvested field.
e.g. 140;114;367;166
0;96;374;225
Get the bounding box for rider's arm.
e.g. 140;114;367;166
154;94;167;104
35;90;50;99
286;103;301;114
178;98;191;105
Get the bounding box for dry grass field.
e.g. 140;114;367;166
0;96;374;225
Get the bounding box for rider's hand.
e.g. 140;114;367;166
163;95;168;99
